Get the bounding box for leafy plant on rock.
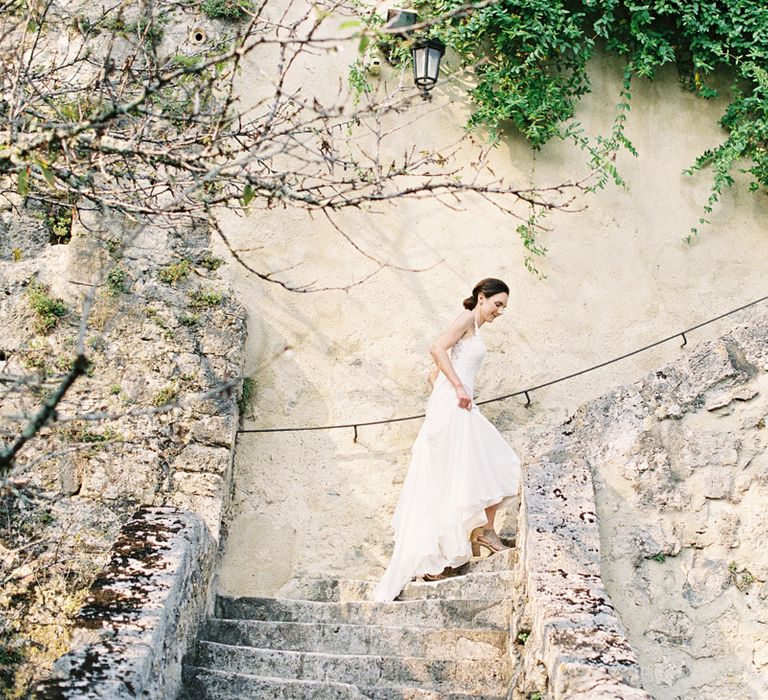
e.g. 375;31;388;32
27;282;67;334
188;288;223;309
158;259;191;285
200;0;253;21
106;266;129;295
41;202;73;244
238;376;255;417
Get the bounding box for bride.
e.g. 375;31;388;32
372;278;521;602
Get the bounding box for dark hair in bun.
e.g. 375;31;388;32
463;278;510;310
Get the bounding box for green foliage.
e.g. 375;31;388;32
198;252;224;271
152;384;180;407
515;629;530;644
37;509;56;525
420;0;596;147
149;63;217;128
345;10;407;102
201;0;254;21
158;259;191;284
103;237;121;257
51;96;103;124
685;62;768;237
239;376;255;416
179;313;200;326
364;0;768;232
56;420;119;443
170;54;203;70
729;561;756;591
102;13;165;46
144;307;166;328
0;644;24;666
348;60;373;102
21;340;50;374
27;281;67;334
87;334;105;350
41;203;72;244
81;428;116;443
188;287;223;309
106;266;128;295
53;353;79;373
516;214;549;279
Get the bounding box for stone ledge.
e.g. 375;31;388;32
514;435;651;700
33;506;215;700
513;310;768;698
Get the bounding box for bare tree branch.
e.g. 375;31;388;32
0;355;89;476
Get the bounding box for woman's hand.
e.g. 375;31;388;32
455;384;472;410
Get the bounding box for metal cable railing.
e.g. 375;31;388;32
237;294;768;441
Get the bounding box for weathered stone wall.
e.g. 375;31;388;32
33;507;214;699
513;309;768;698
0;1;250;694
513;421;651;699
0;209;246;695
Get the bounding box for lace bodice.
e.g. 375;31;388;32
449;319;486;393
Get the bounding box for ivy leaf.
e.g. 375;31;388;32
17;168;29;197
358;34;370;55
37;159;55;187
241;184;254;206
339;20;361;29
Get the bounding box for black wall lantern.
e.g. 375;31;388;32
411;37;446;99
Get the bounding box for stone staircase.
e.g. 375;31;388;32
179;549;517;699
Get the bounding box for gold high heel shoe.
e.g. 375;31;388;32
470;527;510;556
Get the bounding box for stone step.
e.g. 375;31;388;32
202;618;508;659
456;547;516;573
214;595;512;629
182;667;507;700
400;570;516;601
180;667;364;700
279;570;517;603
193;642;510;694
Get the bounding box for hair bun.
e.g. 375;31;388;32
463;278;509;311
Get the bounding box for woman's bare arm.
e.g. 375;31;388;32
429;310;474;409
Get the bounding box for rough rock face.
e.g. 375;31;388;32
0;209;246;695
533;311;768;698
34;507;215;700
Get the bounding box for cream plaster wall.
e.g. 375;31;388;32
213;6;768;600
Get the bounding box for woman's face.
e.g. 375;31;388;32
479;292;509;323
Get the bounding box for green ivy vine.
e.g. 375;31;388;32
358;1;768;248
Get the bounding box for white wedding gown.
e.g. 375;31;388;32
372;318;521;602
